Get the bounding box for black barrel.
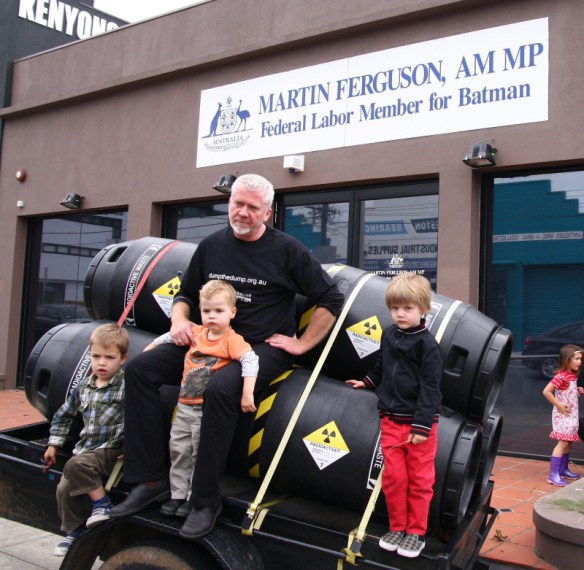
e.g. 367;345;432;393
84;237;196;334
83;241;512;423
249;367;481;529
296;264;513;424
473;408;504;500
24;320;157;422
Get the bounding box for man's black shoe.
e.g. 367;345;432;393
179;503;222;539
160;498;186;516
110;481;170;518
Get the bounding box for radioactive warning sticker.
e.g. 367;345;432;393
303;421;350;470
152;276;182;317
346;316;382;359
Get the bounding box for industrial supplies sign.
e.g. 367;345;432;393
196;18;548;167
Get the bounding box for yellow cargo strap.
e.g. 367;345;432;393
104;457;124;493
242;272;374;536
338;439;409;568
338;465;384;568
247;496;290;532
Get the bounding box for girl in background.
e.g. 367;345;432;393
542;344;583;486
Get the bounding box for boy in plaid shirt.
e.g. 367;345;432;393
43;323;128;556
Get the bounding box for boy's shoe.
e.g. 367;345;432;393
160;498;186;516
86;504;111;528
397;533;425;558
176;502;192;518
52;534;75;557
379;530;405;552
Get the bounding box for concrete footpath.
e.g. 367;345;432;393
0;516;74;570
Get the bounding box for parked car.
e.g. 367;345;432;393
35;304;91;340
522;321;584;379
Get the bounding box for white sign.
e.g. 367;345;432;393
303;421;350;470
493;231;583;242
196;18;548;167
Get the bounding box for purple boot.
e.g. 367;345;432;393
560;454;580;480
547;456;568;486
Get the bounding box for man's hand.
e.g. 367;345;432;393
265;333;307;355
170;301;194;346
170;319;194;346
266;307;336;356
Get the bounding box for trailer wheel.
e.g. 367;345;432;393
100;539;220;570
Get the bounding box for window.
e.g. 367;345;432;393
360;194;438;286
283;201;350;264
483;169;584;460
486;171;584;355
163;203;229;243
279;181;438;283
19;211;127;385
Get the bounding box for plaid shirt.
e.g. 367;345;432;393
48;370;125;455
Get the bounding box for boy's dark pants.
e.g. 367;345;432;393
56;447;120;531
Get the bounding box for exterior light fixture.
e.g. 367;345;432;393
212;174;238;194
283;155;305;173
59;193;84;209
463;142;497;168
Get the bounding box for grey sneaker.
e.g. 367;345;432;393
379;530;405;552
86;504;111;528
397;533;425;558
52;534;75;557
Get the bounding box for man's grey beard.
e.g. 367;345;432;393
230;222;251;235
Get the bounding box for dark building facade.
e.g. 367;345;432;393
1;1;125;108
0;0;582;460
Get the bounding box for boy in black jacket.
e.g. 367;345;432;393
347;272;442;558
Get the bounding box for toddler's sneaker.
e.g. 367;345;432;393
52;533;76;556
379;530;404;552
160;498;186;516
86;504;111;528
397;533;425;558
175;501;192;518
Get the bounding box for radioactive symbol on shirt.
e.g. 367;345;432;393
303;421;350;470
346;316;382;359
152;276;182;317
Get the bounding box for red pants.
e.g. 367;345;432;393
381;418;438;535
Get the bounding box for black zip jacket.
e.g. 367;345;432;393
363;322;442;437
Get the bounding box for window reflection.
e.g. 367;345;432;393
360;195;438;286
491;172;584;352
38;215;124;310
489;170;584;460
166;204;229;244
284;203;349;263
22;212;127;375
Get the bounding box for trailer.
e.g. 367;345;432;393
0;420;497;569
1;245;512;569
